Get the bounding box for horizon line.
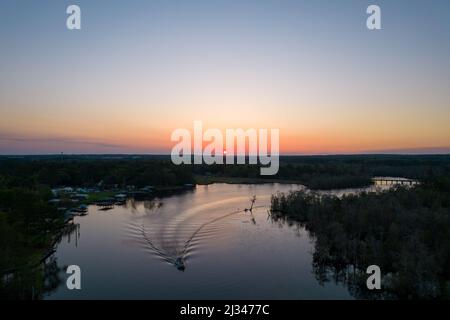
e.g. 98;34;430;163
1;153;450;157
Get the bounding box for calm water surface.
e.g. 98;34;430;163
45;182;396;299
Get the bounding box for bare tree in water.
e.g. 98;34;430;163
250;195;256;211
245;195;257;212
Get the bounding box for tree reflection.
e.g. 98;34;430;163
1;222;79;300
0;257;63;300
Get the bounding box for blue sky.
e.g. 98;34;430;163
0;0;449;154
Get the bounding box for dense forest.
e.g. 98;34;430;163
0;156;195;188
270;175;450;299
1;154;449;189
0;179;64;298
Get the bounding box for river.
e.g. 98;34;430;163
45;181;402;299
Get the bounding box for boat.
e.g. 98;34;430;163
114;194;127;205
70;204;88;215
98;205;114;211
78;204;88;211
96;198;115;207
174;257;185;271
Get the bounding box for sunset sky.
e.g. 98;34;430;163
1;0;450;154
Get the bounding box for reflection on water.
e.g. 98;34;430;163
45;182;399;300
1;222;80;300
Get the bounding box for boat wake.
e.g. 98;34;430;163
126;196;265;271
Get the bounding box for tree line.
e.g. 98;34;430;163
270;175;450;299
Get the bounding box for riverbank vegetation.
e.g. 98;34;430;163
0;176;65;298
270;175;450;299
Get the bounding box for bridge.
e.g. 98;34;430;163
372;177;420;186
